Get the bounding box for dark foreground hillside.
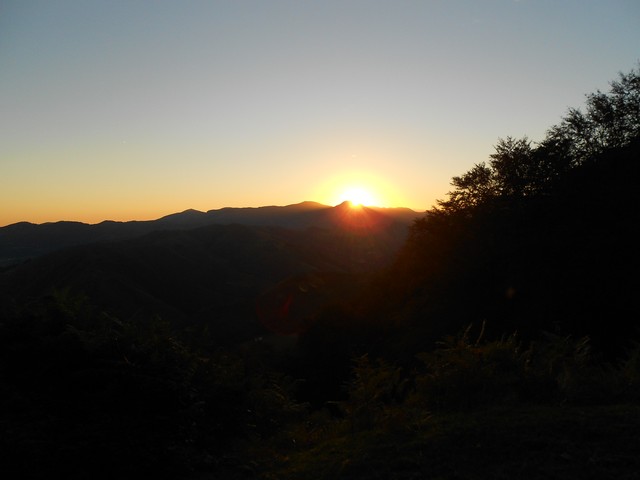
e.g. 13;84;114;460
2;298;640;479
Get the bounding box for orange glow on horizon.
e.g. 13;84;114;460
314;170;404;209
339;187;379;207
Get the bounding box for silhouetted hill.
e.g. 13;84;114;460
1;211;412;345
0;201;419;266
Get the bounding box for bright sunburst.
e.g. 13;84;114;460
340;187;378;207
314;170;398;209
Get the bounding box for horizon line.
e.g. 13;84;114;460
1;200;425;228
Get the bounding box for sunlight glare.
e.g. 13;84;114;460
313;169;406;210
341;187;378;207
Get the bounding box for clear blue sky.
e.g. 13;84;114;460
1;0;638;225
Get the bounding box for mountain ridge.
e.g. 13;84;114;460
0;217;414;344
0;201;420;267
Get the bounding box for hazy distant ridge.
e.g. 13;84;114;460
0;201;419;266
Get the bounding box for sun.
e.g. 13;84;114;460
340;187;378;207
314;170;399;209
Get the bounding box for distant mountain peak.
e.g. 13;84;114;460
160;208;205;218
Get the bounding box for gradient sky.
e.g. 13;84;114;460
1;0;639;226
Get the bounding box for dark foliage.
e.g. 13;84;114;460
374;67;640;358
0;292;309;479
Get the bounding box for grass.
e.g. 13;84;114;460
260;403;640;480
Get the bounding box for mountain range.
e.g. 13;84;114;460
0;201;419;267
0;201;420;344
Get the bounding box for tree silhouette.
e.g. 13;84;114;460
388;66;640;355
545;66;640;164
435;66;640;217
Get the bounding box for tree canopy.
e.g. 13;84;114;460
434;66;640;215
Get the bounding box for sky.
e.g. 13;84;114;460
1;0;639;226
